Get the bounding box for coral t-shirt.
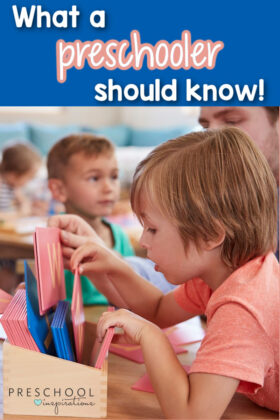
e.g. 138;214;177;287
174;253;279;412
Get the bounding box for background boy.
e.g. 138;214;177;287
0;142;41;292
47;133;134;305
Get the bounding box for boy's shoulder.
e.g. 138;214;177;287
207;253;279;320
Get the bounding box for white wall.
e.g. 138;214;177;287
120;107;199;128
0;107;200;128
0;107;120;127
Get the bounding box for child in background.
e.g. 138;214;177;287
0;143;41;293
0;143;41;214
50;127;279;417
47;134;134;305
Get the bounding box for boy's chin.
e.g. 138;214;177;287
159;271;176;284
164;272;186;285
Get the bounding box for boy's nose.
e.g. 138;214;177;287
139;231;149;249
102;179;113;192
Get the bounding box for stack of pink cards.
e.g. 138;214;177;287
34;227;66;315
71;268;85;363
0;290;39;351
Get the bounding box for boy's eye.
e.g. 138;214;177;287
111;174;119;180
147;227;157;234
224;117;242;125
89;176;99;182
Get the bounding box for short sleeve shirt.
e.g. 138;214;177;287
174;253;279;412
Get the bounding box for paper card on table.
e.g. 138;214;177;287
132;365;190;393
34;227;65;315
109;341;187;363
24;261;55;354
0;289;13;314
90;306;115;369
164;317;205;346
71;268;85;363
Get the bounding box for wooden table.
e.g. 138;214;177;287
0;232;34;259
0;306;278;419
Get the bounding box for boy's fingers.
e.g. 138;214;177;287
79;261;100;274
61;231;86;248
48;214;85;235
70;243;97;270
62;246;74;258
97;314;116;340
48;215;70;230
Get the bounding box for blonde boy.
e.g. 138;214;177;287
50;127;279;417
47;134;134;304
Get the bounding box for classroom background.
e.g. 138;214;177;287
0;106;199;270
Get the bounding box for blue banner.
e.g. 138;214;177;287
0;0;279;105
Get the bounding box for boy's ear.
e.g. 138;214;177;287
48;179;68;203
203;224;226;251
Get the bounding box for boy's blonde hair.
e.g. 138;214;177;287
47;133;115;179
0;143;41;175
131;127;277;269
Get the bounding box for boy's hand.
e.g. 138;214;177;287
48;214;101;239
97;308;160;346
48;215;106;269
70;241;123;276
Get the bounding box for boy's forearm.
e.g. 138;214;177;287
86;273;129;309
140;326;190;418
109;262;165;320
87;260;164;320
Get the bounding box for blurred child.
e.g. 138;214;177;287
50;127;279;417
0;143;41;293
47;133;134;305
0;143;41;214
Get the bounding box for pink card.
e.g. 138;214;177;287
34;227;66;315
132;365;190;393
109;341;187;363
0;289;13;314
71;268;85;363
90;306;115;369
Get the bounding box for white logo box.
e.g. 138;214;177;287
3;322;108;418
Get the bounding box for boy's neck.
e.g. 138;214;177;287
200;247;234;292
64;204;114;248
203;263;233;292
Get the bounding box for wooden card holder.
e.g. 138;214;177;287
3;321;108;418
